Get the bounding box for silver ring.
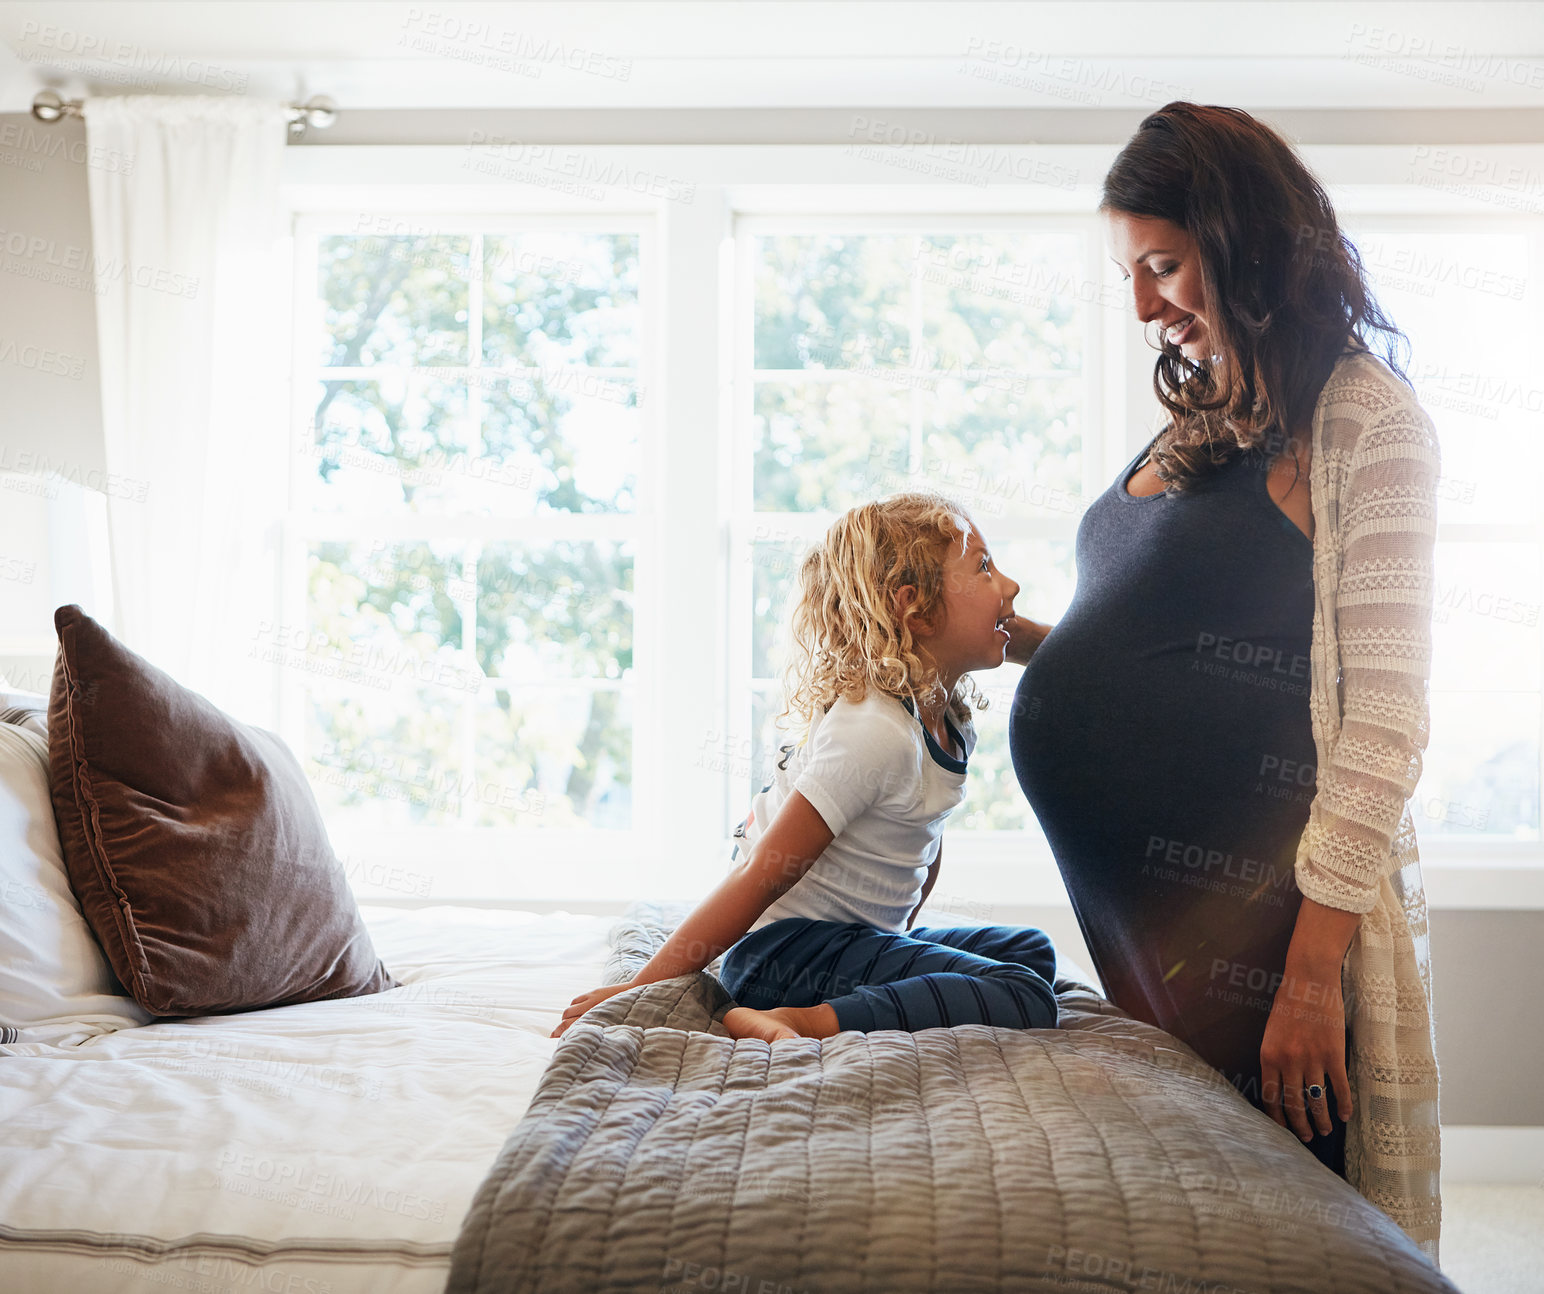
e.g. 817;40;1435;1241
1306;1083;1326;1101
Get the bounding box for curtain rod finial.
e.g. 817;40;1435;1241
287;95;338;138
31;90;77;123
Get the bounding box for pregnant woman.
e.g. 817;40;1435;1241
1008;103;1442;1259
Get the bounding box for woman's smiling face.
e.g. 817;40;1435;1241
1103;210;1210;362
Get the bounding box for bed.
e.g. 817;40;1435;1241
1;638;1459;1294
3;902;1461;1294
0;904;617;1294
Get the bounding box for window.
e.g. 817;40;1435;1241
277;142;1544;908
1341;217;1544;845
284;215;652;896
727;219;1101;853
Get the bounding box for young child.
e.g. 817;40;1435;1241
554;492;1058;1043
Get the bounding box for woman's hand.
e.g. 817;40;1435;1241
1002;615;1052;667
1259;954;1354;1143
551;983;634;1038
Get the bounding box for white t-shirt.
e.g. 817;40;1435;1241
738;690;977;934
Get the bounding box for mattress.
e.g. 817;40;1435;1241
0;906;616;1294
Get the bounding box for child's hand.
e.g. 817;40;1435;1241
1002;615;1051;667
552;983;635;1038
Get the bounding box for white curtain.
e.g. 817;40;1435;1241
83;96;288;721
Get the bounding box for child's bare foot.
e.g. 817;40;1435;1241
723;1004;840;1042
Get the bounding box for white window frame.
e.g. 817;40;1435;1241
282;205;667;899
275;142;1544;910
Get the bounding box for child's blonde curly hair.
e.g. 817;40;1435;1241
779;492;987;736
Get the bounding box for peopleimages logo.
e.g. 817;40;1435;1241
1296;226;1529;302
0;338;85;381
0;120;134;174
250;621;486;696
957;38;1194;107
1407;146;1544;213
0;228;200;299
400;8;634;81
1345;22;1544;93
213;1147;447;1222
463;132;697;204
16;20;249;93
844;116;1079;189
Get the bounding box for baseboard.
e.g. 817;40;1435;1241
1441;1126;1544;1184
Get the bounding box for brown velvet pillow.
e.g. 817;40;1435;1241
47;605;396;1016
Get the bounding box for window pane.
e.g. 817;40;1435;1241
475;541;634;683
305;376;480;513
304;688;464;830
298;540;477;831
914;377;1082;522
476;687;631;829
1422;692;1538;839
300;538;633;833
987;537;1078;636
751;230;1089;517
753;379;911;512
754;234;913;370
482;375;639;514
955;538;1075;832
751;534;806;680
1344;226;1538;525
737;685;798;827
319;234;469;367
305;540;479;697
1430;541;1540;692
1338;226;1543;850
306;375;640;517
954;675;1035;831
916;231;1085;373
483;233;640;369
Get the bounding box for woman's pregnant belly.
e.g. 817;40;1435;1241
1010;599;1318;1102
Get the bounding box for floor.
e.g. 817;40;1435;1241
1441;1185;1544;1293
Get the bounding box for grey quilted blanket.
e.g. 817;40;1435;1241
448;916;1455;1294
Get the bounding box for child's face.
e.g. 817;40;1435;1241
926;523;1021;677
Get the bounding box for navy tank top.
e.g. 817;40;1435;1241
1010;437;1318;1111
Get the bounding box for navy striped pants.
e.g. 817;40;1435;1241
718;918;1059;1033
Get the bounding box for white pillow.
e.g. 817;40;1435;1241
0;686;48;737
0;723;151;1044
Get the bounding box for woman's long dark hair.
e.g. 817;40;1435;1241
1101;102;1409;488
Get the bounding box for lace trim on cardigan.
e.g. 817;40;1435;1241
1306;352;1442;1260
1329;734;1422;789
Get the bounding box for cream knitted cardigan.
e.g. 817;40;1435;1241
1298;349;1442;1260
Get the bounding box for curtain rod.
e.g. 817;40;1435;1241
29;89;337;138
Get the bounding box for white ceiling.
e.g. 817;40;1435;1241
1;1;1542;112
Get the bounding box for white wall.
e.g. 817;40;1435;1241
0;113;104;475
0;111;109;684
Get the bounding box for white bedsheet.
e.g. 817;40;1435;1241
0;906;616;1294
